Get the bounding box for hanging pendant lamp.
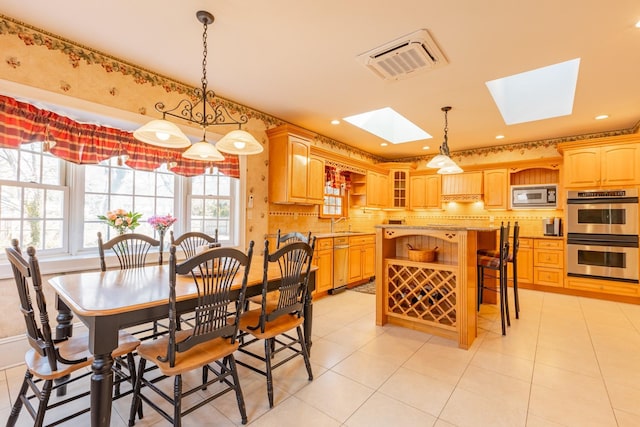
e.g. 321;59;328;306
427;106;463;174
133;10;263;158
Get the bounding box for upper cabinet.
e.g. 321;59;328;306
366;170;389;208
410;174;441;209
483;169;509;210
267;125;323;205
560;138;640;189
389;169;409;209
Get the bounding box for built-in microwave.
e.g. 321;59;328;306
510;184;558;209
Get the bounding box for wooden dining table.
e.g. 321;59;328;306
48;258;317;427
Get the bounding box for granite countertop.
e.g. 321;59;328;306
375;224;500;232
312;231;375;239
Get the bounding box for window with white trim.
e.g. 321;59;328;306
0;142;68;254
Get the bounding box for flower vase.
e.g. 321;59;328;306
158;228;165;264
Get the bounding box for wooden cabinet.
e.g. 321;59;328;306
390;169;408;208
267;125;322;204
348;234;375;284
511;238;533;285
410;174;441;209
563;143;640;188
312;237;333;295
533;239;564;287
307;155;325;203
483;169;508;210
441;171;483;202
366;171;389;208
565;276;640;297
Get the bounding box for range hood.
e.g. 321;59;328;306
440;171;483;202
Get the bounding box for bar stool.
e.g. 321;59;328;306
509;222;521;319
477;222;511;335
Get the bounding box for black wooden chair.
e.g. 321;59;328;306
477;222;511;335
170;230;220;260
128;242;254;426
97;231;161;271
236;238;316;408
98;231;164;340
508;222;521;319
275;229;312;248
5;239;140;427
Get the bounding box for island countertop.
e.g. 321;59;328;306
375;224;500;232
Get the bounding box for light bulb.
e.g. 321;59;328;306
155;131;170;141
233;141;246;149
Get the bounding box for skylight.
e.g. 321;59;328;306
486;58;580;125
343;107;431;144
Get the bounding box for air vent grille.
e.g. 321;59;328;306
357;29;448;81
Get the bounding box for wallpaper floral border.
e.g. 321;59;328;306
1;13;638;166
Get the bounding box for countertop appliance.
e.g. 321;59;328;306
543;217;562;236
511;184;557;209
566;189;639;283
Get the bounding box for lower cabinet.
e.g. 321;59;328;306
533;239;564;287
313;238;333;295
348;234;375;284
513;237;563;288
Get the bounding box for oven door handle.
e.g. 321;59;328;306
567;237;639;248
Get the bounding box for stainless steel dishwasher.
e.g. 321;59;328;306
330;236;349;294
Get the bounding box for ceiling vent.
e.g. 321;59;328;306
357;29;448;81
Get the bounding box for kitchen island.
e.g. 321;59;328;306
375;224;498;349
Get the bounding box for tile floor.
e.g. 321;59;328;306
2;287;640;426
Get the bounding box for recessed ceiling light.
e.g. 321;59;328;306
380;142;388;147
422;145;430;150
486;58;580;125
595;114;609;120
496;135;505;139
636;20;640;28
331;119;340;125
343;107;432;144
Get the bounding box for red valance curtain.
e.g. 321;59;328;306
0;95;240;178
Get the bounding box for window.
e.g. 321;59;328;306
321;183;346;218
0;143;67;253
188;168;238;244
83;158;176;247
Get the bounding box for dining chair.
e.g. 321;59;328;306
477;222;511;335
98;231;163;339
5;239;140;427
236;238;316;408
128;242;254;426
275;229;312;248
170;229;220;260
97;231;161;271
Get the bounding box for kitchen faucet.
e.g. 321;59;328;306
331;217;348;233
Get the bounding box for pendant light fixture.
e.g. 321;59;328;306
133;10;263;158
426;106;463;174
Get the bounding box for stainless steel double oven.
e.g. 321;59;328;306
567;189;639;283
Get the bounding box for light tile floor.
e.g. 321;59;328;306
2;288;640;426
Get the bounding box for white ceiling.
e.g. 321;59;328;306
2;1;640;160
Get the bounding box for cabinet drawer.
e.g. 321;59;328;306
518;238;533;249
534;267;564;287
534;239;563;250
565;277;640;296
315;238;333;251
534;249;564;268
349;235;375;246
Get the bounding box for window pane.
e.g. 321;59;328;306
134;170;155;196
23;219;43;249
157;173;174;197
19;150;41;183
111;168;134;194
24;187;44;218
0;220;21;244
85;165;110;193
0;149;18;180
45;189;65;217
1;186;22;217
42;155;61;185
44;220;63;249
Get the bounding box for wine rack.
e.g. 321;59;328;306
386;259;457;329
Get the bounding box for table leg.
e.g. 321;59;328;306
91;353;114;427
54;296;74;396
